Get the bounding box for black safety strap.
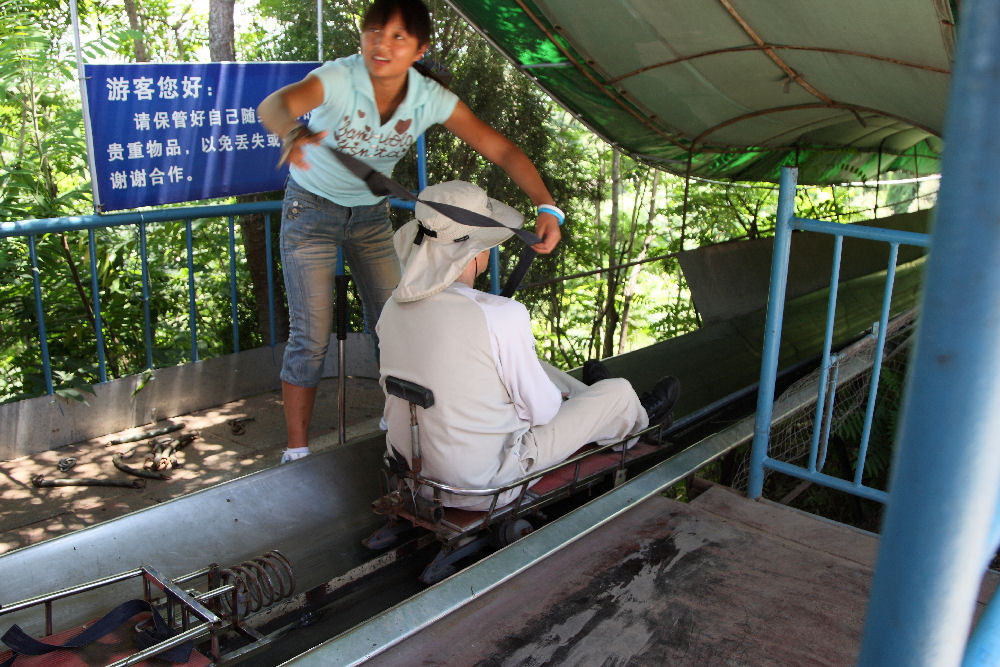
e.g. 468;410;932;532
500;249;535;298
325;146;539;296
1;598;194;666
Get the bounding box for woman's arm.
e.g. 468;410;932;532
443;101;562;254
257;75;328;169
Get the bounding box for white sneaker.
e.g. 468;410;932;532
280;446;310;464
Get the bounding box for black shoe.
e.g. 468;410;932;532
640;376;681;428
582;360;612;386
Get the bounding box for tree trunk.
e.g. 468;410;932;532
600;149;621;358
618;170;659;354
123;0;150;62
209;0;289;345
208;0;235;61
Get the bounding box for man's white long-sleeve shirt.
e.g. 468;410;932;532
377;283;561;501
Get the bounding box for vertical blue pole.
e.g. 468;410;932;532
185;219;199;363
417;133;428;192
28;236;54;395
808;235;843;472
489;246;501;295
747;166;797;499
858;0;1000;663
965;587;1000;666
265;213;277;348
88;228;108;382
139;221;154;370
228;215;240;353
853;243;898;485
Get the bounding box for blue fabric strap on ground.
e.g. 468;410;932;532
1;598;194;666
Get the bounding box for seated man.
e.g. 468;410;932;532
377;181;679;510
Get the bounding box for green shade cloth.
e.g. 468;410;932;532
446;0;955;184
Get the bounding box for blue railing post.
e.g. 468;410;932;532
853;243;899;485
417;133;428;192
139;221;154;370
747;166;797;499
87;228;108;382
27;236;54;395
265;212;277;348
489;246;501;294
227;215;240;353
185;219;199;362
859;0;1000;663
808;235;843;472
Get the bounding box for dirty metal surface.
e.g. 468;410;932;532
368;488;876;665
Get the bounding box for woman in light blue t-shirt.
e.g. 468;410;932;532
258;0;563;462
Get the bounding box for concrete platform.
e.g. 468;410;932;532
0;376;385;555
367;484;998;665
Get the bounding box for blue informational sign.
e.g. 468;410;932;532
83;62;319;212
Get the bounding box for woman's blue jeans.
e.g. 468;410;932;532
279;178;400;388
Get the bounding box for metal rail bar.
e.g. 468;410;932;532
139;222;154;369
0;568;145;615
762;457;888;504
185;219;198;362
0;201;283;238
792;216;931;247
27;235;53;394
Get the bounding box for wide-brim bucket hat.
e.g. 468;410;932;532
392;181;524;302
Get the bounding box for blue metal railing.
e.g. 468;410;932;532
747;166;931;503
1;196;433;399
1;201;284;396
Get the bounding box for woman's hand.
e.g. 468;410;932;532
258;74;326;169
444;101;563;254
533;212;562;254
278;125;328;169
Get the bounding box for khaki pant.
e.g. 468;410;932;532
439;362;649;511
518;363;649;473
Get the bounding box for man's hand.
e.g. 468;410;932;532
532;211;562;254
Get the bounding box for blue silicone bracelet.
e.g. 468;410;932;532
537;204;565;225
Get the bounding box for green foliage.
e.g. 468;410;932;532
0;217;259;402
253;0;367;61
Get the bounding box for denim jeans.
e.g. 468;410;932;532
280;178;400;387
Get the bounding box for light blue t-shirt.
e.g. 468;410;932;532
290;54;459;207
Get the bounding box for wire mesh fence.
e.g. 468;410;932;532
731;309;918;496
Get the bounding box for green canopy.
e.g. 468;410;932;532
444;0;956;184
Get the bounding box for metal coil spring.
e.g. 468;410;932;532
218;550;294;620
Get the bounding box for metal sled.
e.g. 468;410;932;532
363;376;666;584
